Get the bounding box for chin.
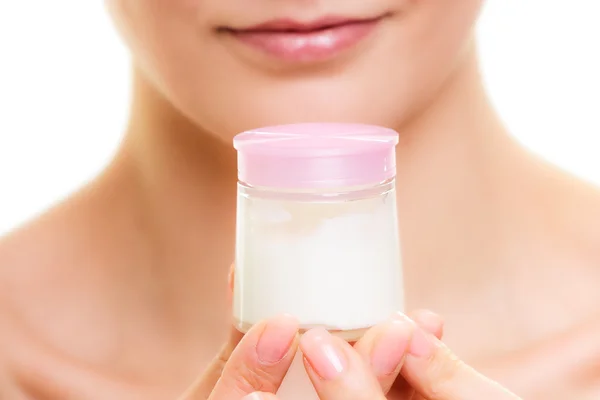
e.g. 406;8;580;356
196;105;409;142
179;82;416;141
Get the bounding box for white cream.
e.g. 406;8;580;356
233;186;403;333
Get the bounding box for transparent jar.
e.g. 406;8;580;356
232;123;403;399
234;179;402;340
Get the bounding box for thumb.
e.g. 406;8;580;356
180;315;299;400
208;315;299;400
401;328;521;400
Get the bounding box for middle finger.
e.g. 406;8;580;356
353;310;444;395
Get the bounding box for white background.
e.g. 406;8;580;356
0;1;599;234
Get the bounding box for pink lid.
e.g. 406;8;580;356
233;123;399;189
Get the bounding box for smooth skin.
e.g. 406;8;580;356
2;0;600;398
179;313;520;400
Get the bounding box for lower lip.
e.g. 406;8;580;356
228;18;382;63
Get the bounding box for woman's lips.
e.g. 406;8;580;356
222;16;386;63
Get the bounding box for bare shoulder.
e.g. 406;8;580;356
552;170;600;265
0;168;137;316
0;181;148;397
0;178;191;398
0;193;85;396
0;172;146;328
0;172;142;300
0;186;107;344
535;164;600;324
0;190;94;303
523;151;600;263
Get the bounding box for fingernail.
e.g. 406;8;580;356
242;393;264;400
412;310;444;336
392;312;415;324
301;328;347;380
371;319;413;376
228;264;235;292
415;309;442;325
409;327;435;358
256;315;298;364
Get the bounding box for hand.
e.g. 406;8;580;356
182;265;519;400
175;310;442;400
243;314;522;400
476;316;600;400
178;314;300;399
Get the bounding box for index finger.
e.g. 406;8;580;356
208;315;299;400
352;310;443;395
402;329;521;400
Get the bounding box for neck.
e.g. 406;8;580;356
103;45;522;332
101;69;239;342
392;47;523;306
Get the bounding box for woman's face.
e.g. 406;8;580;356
106;0;483;139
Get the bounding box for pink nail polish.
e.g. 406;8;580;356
371;319;412;376
256;316;298;363
301;328;347;380
409;328;435;358
242;393;264;400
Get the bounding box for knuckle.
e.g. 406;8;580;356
214;339;236;366
230;362;279;394
214;350;230;374
425;346;465;398
202;349;232;386
208;344;234;379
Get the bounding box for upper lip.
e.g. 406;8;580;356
224;14;388;33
